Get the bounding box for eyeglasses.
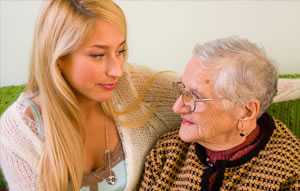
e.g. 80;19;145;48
173;81;218;112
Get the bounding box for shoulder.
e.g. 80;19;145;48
0;92;41;137
262;118;300;173
0;93;42;168
127;64;181;124
158;129;182;144
126;64;179;96
126;64;177;80
0;94;23;134
273;118;300;150
153;129;190;157
111;64;181;129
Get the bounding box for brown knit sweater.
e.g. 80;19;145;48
139;113;300;191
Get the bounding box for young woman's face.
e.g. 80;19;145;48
61;19;126;103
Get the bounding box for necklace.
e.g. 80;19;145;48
104;119;117;185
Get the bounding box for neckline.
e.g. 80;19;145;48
205;124;261;163
81;141;125;186
87;141;122;174
195;113;275;168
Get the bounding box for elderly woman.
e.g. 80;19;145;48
139;37;300;191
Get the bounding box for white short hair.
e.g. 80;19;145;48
193;36;278;116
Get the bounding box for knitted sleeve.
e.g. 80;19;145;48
109;64;181;131
145;68;181;131
281;174;300;191
290;176;300;191
0;100;42;191
274;79;300;102
138;140;163;190
0;144;37;191
131;64;181;132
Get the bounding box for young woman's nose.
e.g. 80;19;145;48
106;55;123;78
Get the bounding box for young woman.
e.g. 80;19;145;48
0;1;298;191
0;1;180;190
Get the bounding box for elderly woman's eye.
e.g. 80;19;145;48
191;91;201;100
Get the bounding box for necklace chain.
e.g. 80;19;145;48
104;118;117;185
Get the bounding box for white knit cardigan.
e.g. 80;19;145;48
0;64;299;191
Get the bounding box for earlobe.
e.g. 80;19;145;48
237;99;260;137
237;119;246;137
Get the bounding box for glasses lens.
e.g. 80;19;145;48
174;82;197;112
182;92;193;103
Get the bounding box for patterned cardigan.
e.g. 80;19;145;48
139;113;300;191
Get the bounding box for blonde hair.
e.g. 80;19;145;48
26;0;127;190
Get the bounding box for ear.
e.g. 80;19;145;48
241;99;260;121
57;58;65;72
237;99;260;136
57;56;69;75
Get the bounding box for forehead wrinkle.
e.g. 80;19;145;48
195;71;217;97
182;57;220;97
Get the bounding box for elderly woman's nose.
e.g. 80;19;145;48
173;96;190;114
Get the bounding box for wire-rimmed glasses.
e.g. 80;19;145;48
173;81;218;112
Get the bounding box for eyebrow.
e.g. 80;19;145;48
91;40;126;49
191;89;207;98
179;80;208;98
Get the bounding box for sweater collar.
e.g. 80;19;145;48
195;112;275;168
205;124;261;164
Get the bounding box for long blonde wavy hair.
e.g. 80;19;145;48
26;0;127;190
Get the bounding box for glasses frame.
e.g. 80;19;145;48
174;81;218;112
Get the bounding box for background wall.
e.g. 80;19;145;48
1;0;300;86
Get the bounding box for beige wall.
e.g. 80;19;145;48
1;0;300;86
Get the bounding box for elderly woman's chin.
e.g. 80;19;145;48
179;124;200;143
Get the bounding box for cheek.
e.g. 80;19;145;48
67;59;104;86
194;110;236;137
193;107;223;137
193;106;216;127
72;64;96;83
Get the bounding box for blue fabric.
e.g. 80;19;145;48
81;160;127;191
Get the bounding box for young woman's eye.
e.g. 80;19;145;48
117;49;127;56
90;54;104;60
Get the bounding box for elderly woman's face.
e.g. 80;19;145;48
173;57;240;146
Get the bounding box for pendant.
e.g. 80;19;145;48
106;173;117;185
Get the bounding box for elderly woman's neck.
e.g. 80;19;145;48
199;137;246;151
199;123;258;151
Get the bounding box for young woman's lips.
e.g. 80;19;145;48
97;83;116;91
181;119;194;125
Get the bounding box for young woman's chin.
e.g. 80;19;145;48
94;92;114;102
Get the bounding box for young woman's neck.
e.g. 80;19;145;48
77;96;104;120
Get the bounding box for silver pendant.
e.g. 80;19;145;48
106;174;117;185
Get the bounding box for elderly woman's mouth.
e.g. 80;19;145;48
182;119;194;125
